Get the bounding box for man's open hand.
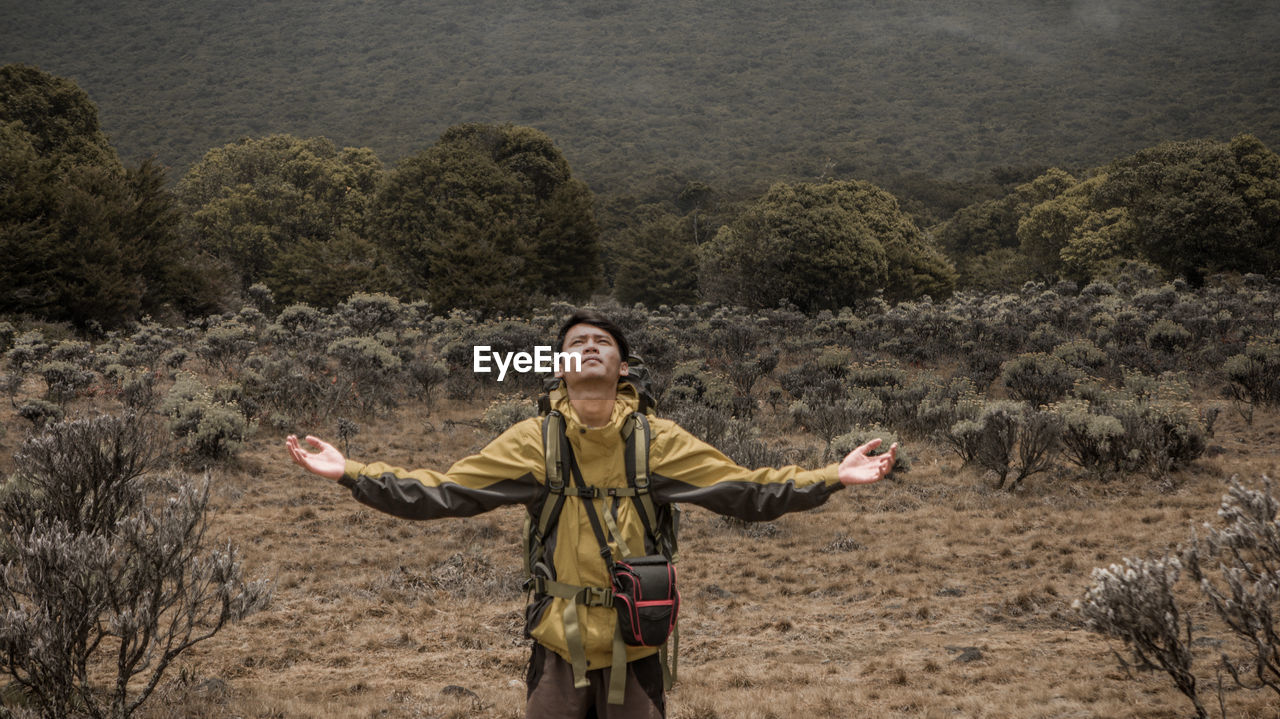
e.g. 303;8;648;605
286;435;346;481
837;438;898;486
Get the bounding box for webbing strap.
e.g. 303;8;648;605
661;623;679;689
567;443;633;705
532;577;612;606
608;624;627;705
563;601;590;689
601;507;634;559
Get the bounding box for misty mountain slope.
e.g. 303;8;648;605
4;0;1278;194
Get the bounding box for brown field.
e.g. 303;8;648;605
5;393;1280;719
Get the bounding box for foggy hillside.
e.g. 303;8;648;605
4;0;1278;196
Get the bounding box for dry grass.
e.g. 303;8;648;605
4;396;1280;719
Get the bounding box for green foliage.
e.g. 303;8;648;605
1;119;222;325
699;180;953;311
938;168;1076;289
611;210;700;307
371;123;601;316
0;64;119;171
1098;135;1280;284
175;133;394;306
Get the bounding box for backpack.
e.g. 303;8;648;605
522;356;680;702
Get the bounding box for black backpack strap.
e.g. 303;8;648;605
566;447;616;571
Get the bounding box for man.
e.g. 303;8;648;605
287;310;896;718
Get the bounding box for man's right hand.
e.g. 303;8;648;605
286;435;346;481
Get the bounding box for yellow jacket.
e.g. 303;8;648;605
340;382;843;670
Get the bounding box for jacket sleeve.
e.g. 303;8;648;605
648;418;844;521
338;417;544;520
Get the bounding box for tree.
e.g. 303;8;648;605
371;123;601;315
611;209;700;307
1097;135;1280;284
935;168;1075;289
175;134;394;305
698;180;953;311
1012;135;1280;285
1;107;222;327
0;64;118;172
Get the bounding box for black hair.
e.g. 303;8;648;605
556;310;631;361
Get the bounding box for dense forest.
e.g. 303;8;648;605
4;0;1278;206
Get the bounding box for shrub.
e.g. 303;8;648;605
666;361;734;410
1051;338;1109;375
481;395;537;436
1000;352;1081;406
1222;334;1280;425
161;375;254;463
0;413;270;719
915;377;982;439
335;292;408;337
713;419;793;469
38;360;95;405
790;389;882;459
1055;399;1126;477
1076;556;1205;718
1079;478;1280;718
1181;478;1280;699
5;331;50;374
945;400;1061;490
197;319;256;374
327;335;405;414
17;399;64;428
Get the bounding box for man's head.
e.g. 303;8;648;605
555;310;630;385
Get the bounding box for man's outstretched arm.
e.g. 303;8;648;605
649;421;896;521
285;420;545;520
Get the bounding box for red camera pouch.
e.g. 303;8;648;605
610;554;680;647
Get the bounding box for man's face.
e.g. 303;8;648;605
556;323;629;385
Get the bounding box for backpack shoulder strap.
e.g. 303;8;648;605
623;412;680;562
524;411;569;577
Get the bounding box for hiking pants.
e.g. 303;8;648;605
525;643;665;719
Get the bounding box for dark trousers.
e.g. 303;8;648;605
525;643;665;719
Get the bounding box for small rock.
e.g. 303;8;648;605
946;646;984;663
702;584;733;598
441;685;479;700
